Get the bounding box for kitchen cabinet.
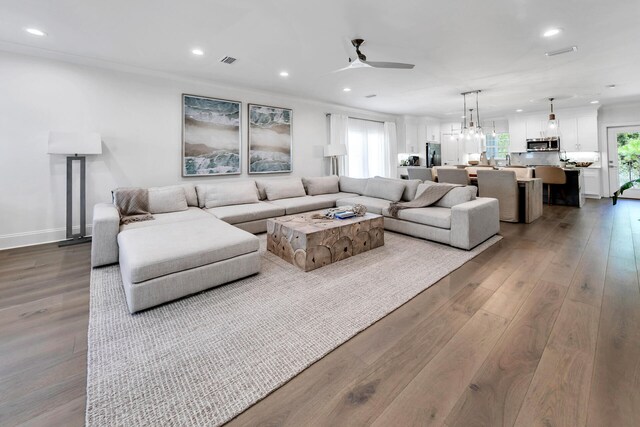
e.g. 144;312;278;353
560;118;578;150
509;120;527;152
582;168;601;198
526;118;544;139
441;135;460;165
577;116;598;151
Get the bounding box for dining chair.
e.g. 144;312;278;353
503;167;534;179
466;165;494;176
437;168;470;185
534;166;567;205
407;168;434;181
477;169;519;222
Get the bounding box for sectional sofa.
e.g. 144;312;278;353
92;175;499;312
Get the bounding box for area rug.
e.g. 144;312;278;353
86;232;501;426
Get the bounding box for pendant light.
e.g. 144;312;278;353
468;108;476;138
492;121;497;137
547;97;558;132
475;90;484;138
461;93;468;138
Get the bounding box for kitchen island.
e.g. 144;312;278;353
537;168;585;207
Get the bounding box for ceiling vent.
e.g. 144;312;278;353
545;46;578;57
365;94;377;98
220;56;237;64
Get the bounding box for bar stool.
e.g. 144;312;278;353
535;166;566;205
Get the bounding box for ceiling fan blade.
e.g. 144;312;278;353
332;58;372;72
365;61;415;69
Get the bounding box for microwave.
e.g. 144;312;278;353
527;138;560;152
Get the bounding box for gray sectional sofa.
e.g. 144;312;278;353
92;175;499;312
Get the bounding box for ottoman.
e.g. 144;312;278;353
117;217;260;313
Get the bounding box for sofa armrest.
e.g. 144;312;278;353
450;197;500;250
91;203;120;267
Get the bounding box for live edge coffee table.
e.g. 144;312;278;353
266;211;384;271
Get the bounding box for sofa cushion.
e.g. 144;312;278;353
335;196;391;215
339;176;368;195
416;182;477;208
259;178;307;201
269;196;335;215
118;217;259;284
362;178;405;202
374;176;421;201
302;176;340;196
197;181;259;208
119;207;212;232
205;201;285;224
382;206;452;229
310;192;360;204
148;186;189;214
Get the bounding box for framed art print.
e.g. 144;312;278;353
248;104;292;174
182;94;241;176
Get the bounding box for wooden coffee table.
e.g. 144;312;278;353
266;211;384;271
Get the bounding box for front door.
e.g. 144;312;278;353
607;126;640;199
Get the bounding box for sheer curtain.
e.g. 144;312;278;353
328;114;349;176
347;118;387;178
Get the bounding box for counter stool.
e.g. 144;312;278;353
535;166;566;205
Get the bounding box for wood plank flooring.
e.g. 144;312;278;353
1;198;640;426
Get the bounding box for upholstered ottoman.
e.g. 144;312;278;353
117;217;260;313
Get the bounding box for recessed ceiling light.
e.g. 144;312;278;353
191;48;204;56
543;28;562;37
25;28;46;37
279;71;289;77
607;84;616;89
516;109;524;112
343;88;351;92
590;100;599;104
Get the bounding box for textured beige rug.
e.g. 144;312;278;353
86;232;501;426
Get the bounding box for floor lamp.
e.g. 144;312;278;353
324;144;347;176
48;132;102;246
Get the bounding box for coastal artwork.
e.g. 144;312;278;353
248;104;292;174
182;94;241;176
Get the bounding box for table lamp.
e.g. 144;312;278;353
323;144;347;176
48;131;102;246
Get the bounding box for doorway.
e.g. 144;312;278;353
607;126;640;199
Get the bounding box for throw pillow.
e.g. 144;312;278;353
416;182;477;208
374;176;421;201
197;181;259;208
338;176;368;194
302;176;339;196
148;186;189;214
260;178;307;201
363;178;405;202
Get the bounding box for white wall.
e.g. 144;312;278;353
0;51;396;249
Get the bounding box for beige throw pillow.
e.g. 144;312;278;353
148;186;189;214
302;176;339;196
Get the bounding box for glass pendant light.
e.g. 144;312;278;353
475;91;484;138
492;120;497;137
547;97;558;135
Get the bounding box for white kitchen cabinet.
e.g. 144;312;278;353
509;119;527;152
577;116;598;151
526;118;544;139
560;118;579;150
582;168;601;198
404;123;419;153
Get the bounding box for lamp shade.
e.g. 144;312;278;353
47;131;102;155
323;144;347;157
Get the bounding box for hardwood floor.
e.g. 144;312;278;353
1;198;640;426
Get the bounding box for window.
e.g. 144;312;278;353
346;118;387;178
485;133;510;159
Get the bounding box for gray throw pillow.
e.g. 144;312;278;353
374;176;421;201
302;176;340;195
363;178;405;202
339;176;368;194
148;186;189;214
261;178;307;201
196;181;259;208
416;182;477;208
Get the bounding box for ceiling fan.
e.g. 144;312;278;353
336;38;415;71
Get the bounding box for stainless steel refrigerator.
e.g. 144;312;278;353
426;142;441;168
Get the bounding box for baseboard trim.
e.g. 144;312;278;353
0;226;93;250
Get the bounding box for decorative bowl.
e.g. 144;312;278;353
574;162;593;168
468;160;480;165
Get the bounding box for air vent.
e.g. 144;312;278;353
220;56;237;64
545;46;577;57
365;94;377;98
